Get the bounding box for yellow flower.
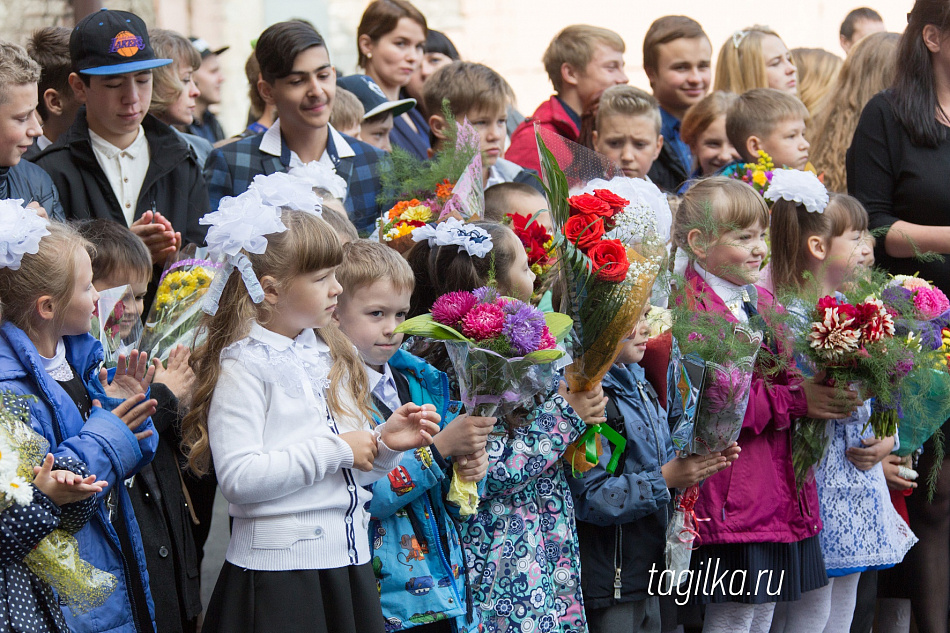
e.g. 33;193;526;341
400;205;432;223
752;170;768;187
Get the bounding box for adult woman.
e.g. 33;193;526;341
715;25;797;95
847;2;950;631
405;29;460;108
809;32;899;192
357;0;429;160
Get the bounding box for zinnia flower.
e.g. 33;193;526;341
400;205;433;223
461;302;505;340
431;291;477;328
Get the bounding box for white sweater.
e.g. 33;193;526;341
208;323;402;571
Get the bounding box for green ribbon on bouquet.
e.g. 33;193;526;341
574;423;627;475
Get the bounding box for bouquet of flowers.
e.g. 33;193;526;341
0;392;117;614
506;212;556;304
395;286;572;514
137;246;220;362
726;150;775;196
92;285;143;368
792;293;909;486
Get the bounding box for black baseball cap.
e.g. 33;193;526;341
337;75;416;120
70;9;172;76
189;37;230;59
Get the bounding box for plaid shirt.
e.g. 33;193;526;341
204;124;387;233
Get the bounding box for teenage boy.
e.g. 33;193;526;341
185;37;228;142
642;16;712;193
204;21;387;234
0;40;64;220
424;61;542;192
334;239;493;633
24;26;79;162
724;88;811;172
35;9;209;265
840;7;886;54
506;25;628;173
336;73;415;152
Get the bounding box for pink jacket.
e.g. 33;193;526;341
505;96;580;174
683;266;821;544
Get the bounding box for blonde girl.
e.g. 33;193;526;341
790;48;843;116
183;205;439;633
715;26;798;96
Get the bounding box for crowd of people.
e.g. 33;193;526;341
0;0;949;632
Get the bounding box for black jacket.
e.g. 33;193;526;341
1;161;65;222
34;108;209;245
128;384;201;633
648;141;690;194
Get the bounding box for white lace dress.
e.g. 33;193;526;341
814;402;917;576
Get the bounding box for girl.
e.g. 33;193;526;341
0;216;161;633
809;32;899;192
680;90;740;189
789;48;842;116
182;206;440;633
715;26;797;96
671;177;860;633
769;181;915;633
406;220;591;633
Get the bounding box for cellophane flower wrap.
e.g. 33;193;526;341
137;245;220;362
506;212;556;304
376;106;484;251
881;276;950;470
92;285;143;369
791;285;913;487
0;392;117;614
669;310;763;455
395;288;572;514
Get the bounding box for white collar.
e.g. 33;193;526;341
260;119;355;161
693;261;746;306
89;126;147;159
248;322;325;353
364;361;394;390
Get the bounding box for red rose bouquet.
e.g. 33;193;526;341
506;212;556;303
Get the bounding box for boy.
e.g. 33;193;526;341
76;219;205;633
0;40;64;221
506;25;628;173
330;87;364;138
592;85;663;181
34;9;209;264
568;303;738;633
185;37;228;143
204;21;387;234
484;181;553;234
642;16;712;193
724;88;811;172
337;74;416;152
423;61;541;192
334;240;494;633
840;7;886;54
24;26;79;162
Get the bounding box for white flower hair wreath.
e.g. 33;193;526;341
763;169;829;214
411;217;493;258
0;199;50;271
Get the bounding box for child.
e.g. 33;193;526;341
591;85;663;183
35;9;208;262
568;301;739;633
205;21;386;234
714;26;798;96
0;212;161;632
0;40;64;221
337;74;416;153
671;177;861;632
25;26;79;161
789;48;842;116
405;220;590;632
642;16;713;192
484;182;553;234
680;91;740;186
182;205;440;633
725;88;810;172
335;240;495;633
507;25;627;173
76;218;204;633
768;178;914;632
422;61;540;191
331;87;365;138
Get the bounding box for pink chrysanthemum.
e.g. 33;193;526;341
461;302;506;340
914;287;950;320
538;326;557;350
431;291;477;327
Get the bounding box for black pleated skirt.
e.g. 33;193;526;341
689;535;828;604
201;561;385;633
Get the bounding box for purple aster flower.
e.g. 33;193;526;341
502;302;545;355
473;286;499;303
431;291;477;327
